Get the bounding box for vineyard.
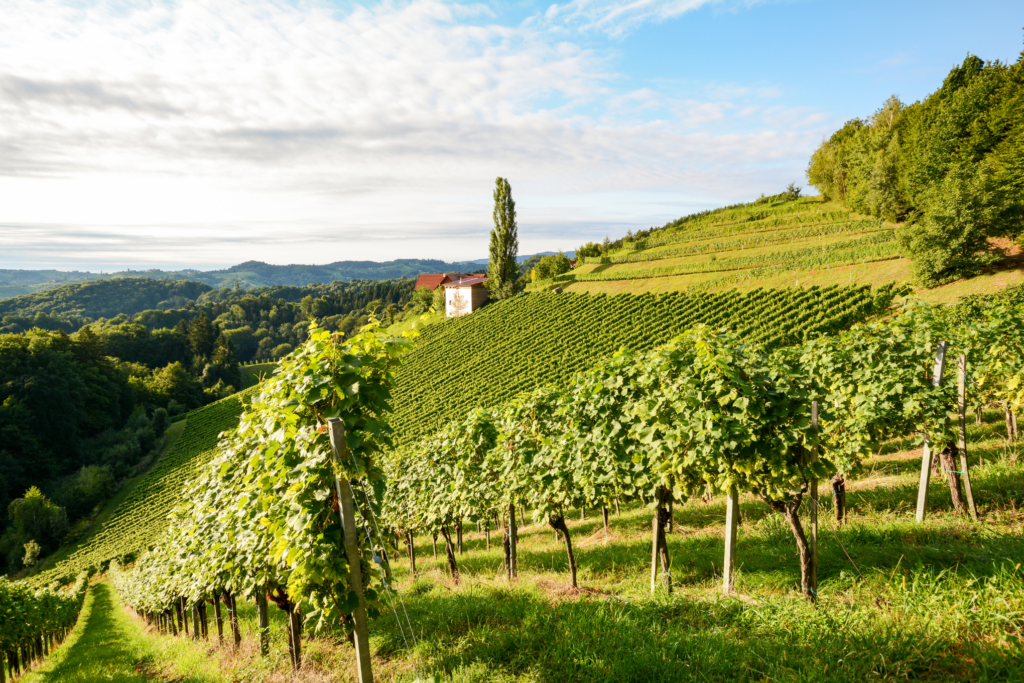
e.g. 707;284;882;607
548;195;916;295
24;388;257;589
387;284;897;444
0;572;88;679
89;289;1024;682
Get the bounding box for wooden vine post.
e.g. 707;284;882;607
213;592;225;645
228;591;241;648
916;341;947;523
809;400;819;596
957;355;979;521
508;502;518;579
191;603;201;641
328;418;375;683
256;590;270;656
722;486;739;594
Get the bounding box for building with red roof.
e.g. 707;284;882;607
442;275;489;317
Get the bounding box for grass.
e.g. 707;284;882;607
90;411;1024;682
20;581;223;683
241;362;277;390
553;193;1023;303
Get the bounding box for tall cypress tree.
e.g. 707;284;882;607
488;177;520;300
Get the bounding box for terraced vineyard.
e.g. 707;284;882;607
389;284;895;444
550;195;911;295
27;388;257;587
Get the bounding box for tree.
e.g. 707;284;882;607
531;251;572;282
147;361;202;409
406;286;434;315
187;312;218;361
431;287;446;315
1;487;68;570
22;539;40;567
897;161;1005;286
488;177;520;300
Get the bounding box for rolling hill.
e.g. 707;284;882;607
546;193;1023;304
0;258;487;300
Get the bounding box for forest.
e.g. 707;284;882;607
807;51;1024;285
0;277;420;575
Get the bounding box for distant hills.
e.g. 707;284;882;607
0;254;573;300
0;279;213;324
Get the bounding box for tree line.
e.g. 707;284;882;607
807;47;1024;285
0;277;418;575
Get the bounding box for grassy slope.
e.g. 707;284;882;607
27;389;256;588
239;362;276;390
88;412;1022;682
548;195;1022;302
20;581;222;683
21;420;189;580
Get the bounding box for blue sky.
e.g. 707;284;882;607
1;0;1021;270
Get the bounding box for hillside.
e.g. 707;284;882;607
0;258;486;300
388;284;895;444
545;193;1022;303
0;278;212;324
26;388;255;587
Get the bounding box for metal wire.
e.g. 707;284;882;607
355;478;420;651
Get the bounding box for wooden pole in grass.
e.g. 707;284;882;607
328;418;375;683
508;502;518;579
916;341;947;523
957;356;979;521
256;589;270;656
213;592;225;645
228;592;241;648
723;486;739;594
809;400;819;596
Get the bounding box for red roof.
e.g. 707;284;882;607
414;273;456;290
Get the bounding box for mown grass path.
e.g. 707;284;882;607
21;582;151;682
21;582;226;683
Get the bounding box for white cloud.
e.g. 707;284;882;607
541;0;764;38
0;0;825;269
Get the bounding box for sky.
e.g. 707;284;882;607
1;0;1022;270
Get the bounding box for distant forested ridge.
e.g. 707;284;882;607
806;47;1024;285
0;276;420;574
0;279;212;327
0;258;485;299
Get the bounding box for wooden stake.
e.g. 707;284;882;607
809;400;819;596
191;604;201;641
723;486;739;594
508;502;518;579
916;341;947;523
650;507;661;593
256;590;270;656
228;592;241;648
328;418;374;683
957;356;979;521
213;592;225;645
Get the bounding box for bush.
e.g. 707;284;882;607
532;251;572;281
151;407;169;437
